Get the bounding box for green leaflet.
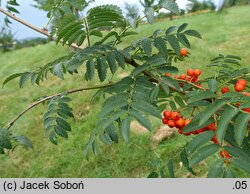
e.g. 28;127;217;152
2;73;23;87
231;158;250;174
180;149;195;175
187;91;216;104
167;34;180;55
154;37;168;58
43;96;73;145
208;159;224;178
189;144;219;168
144;7;154;24
186;131;215;154
234;112;250;146
224;146;250;163
105;124;119;143
198;100;227;125
177;33;190;48
168;159;175;178
12;135;33;149
96;57;107;82
0;128;12;150
132;100;162;119
161;76;180;91
177;23;188;33
208;79;217;93
159;0;179;14
216;106;239;144
107;52;117;74
121;117;131;143
184;29;202;39
86;59;95;80
130;109;152;131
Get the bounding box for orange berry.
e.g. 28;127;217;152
162;117;168;124
221;87;230;94
163;110;172;119
179;74;186;80
187;69;194;77
180;48;188;57
175;118;185;128
167;120;175;128
171;112;181;121
165;73;171;77
192;76;199;83
234;83;245;92
193;69;202;77
237;79;247;87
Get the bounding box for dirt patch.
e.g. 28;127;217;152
130;121;149;134
152;126;176;145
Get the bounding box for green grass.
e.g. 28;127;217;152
0;6;250;178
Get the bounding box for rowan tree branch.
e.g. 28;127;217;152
0;7;206;91
5;83;113;130
0;7;206;130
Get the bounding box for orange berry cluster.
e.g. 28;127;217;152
221;79;248;94
162;111;191;135
162;111;233;159
221;79;250;123
165;69;202;88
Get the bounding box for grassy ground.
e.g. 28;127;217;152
0;6;249;177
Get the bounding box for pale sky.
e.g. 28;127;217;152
0;0;221;39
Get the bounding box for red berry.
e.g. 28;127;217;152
221;86;230;94
175;118;185;128
179;74;186;80
193;69;202;77
180;48;188;57
174;75;179;79
187;69;194;77
171;112;181;121
192;76;199;83
162;117;168;124
163;110;172;119
237;79;247;87
220;150;231;159
234;83;245;92
165;73;171;77
167;120;176;128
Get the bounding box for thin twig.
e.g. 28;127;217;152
5;83;113;130
0;8;81;50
